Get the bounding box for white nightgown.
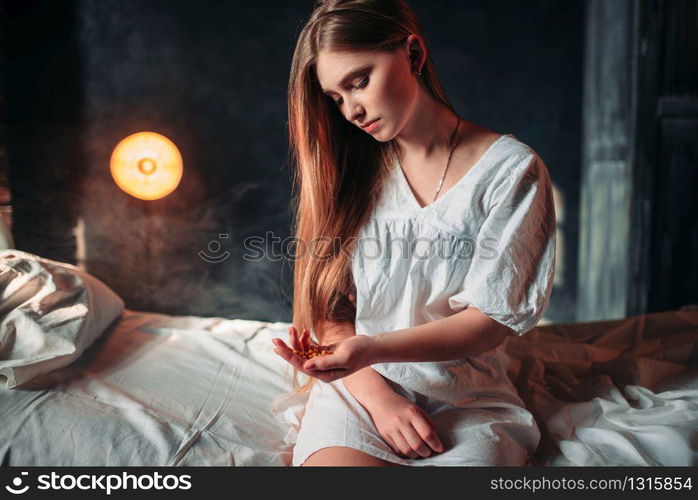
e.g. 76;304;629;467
272;133;557;466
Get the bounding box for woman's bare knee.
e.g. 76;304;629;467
301;446;398;466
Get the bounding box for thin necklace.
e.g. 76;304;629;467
432;116;461;203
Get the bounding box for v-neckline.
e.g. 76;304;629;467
395;133;511;212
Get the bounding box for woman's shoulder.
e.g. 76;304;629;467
457;123;535;169
470;127;541;182
458;126;548;210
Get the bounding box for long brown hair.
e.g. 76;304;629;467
287;0;455;392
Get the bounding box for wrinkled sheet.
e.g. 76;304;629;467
0;310;297;466
506;308;698;466
0;308;696;466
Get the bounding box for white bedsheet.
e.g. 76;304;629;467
1;308;697;466
0;310;298;466
506;308;698;466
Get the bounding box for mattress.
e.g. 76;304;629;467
1;307;697;466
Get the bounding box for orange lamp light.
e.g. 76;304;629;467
110;132;183;200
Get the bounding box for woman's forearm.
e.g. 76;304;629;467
368;307;512;364
341;366;397;413
318;319;397;412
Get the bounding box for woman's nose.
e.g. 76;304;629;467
345;100;364;122
349;105;364;122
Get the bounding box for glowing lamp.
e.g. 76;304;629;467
110;132;183;200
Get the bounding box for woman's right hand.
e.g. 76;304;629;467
366;391;444;459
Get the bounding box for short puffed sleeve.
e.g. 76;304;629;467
447;152;556;336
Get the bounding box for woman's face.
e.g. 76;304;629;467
315;46;419;142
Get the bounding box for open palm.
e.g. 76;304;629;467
272;326;373;383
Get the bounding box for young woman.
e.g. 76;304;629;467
272;0;556;467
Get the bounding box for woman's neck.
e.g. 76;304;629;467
394;93;460;163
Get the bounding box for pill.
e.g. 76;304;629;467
291;347;331;360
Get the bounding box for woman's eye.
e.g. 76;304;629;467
330;77;367;107
353;77;368;89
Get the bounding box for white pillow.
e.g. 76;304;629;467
0;215;13;250
0;250;124;388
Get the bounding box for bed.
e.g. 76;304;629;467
1;252;697;466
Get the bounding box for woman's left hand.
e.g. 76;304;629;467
272;326;375;383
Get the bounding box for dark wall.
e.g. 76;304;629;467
648;0;698;312
2;0;583;324
0;0;9;221
3;0;83;262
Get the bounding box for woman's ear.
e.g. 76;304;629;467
405;34;427;74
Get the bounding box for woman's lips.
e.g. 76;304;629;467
362;118;381;133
